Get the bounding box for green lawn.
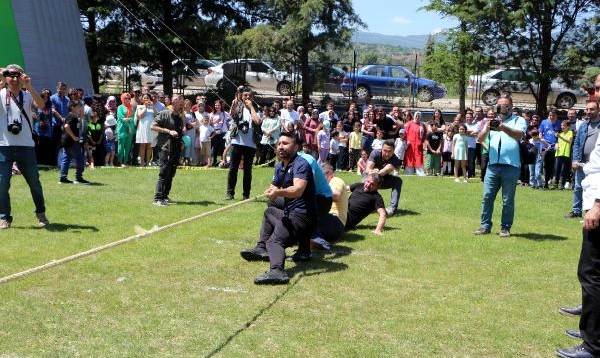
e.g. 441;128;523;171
0;165;583;357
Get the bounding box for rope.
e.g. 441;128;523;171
0;195;265;285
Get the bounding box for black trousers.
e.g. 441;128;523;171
257;206;316;271
578;225;600;355
154;147;180;200
315;213;345;242
227;144;256;198
543;148;556;187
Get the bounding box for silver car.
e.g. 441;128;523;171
468;68;586;109
204;59;297;96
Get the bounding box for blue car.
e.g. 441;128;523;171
340;64;446;102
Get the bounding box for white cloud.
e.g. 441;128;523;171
391;16;412;24
431;27;444;35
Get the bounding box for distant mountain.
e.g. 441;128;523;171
352;31;445;49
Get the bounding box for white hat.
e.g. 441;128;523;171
105;114;117;127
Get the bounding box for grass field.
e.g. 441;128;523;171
0;165;584;357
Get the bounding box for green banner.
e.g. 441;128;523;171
0;1;24;68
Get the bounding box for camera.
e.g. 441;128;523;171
489;118;501;130
7;120;22;135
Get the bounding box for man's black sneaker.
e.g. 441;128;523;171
74;178;90;185
240;247;269;261
565;329;583;339
564;211;582;219
473;227;491;235
254;269;289;285
242;195;250;200
224;194;234;200
153;199;168;207
559;304;582;317
287;250;312;262
59;178;73;184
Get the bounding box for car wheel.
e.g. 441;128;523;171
355;85;370;99
417;87;434;102
277;81;292;96
555;93;576;109
482;89;501;106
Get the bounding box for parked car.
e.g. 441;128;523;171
204;59;298;96
311;64;345;93
99;65;162;89
467;68;587;109
172;58;220;89
340;64;446;101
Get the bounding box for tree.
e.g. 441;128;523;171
78;0;256;95
231;0;365;101
424;0;599;115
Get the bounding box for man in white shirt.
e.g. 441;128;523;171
0;64;49;229
279;99;298;130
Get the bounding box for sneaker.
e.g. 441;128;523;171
454;178;461;183
0;219;10;229
254;269;290;285
74;178;90;185
565;211;581;219
474;227;491;235
499;228;511;238
153;199;168;207
242;195;250;200
385;207;396;216
36;213;49;227
240;247;269;261
58;177;73;184
224;194;234;200
311;237;331;250
564;182;571;190
287;250;312;262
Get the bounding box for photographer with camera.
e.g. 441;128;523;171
474;95;527;238
0;64;49;229
224;86;261;200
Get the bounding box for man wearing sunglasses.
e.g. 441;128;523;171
0;64;49;229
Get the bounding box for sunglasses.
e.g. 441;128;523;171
3;71;21;78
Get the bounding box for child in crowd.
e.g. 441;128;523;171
197;116;215;167
554;120;573;190
335;121;349;171
528;130;546;189
317;122;330;164
371;129;385;151
442;128;454;175
393;129;407;176
425;122;442;176
104;126;115;166
328;131;340;171
59;101;89;184
348;122;363;172
357;150;369;176
86;111;103;169
452;124;468;183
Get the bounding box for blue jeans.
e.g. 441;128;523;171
572;166;584;215
0;146;46;222
59;143;85;180
480;164;520;231
528;156;543;188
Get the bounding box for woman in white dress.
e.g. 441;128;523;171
135;94;155;166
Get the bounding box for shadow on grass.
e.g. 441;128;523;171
395;208;420;216
512;232;569;241
203;278;300;358
40;223;100;233
172;200;217;206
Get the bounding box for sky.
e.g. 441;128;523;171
351;0;458;36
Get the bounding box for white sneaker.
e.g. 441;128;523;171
312;237;331;250
564;182;570;190
463;179;468;183
454;178;460;183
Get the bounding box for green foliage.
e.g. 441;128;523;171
0;167;584;357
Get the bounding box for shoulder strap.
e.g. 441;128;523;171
12;91;35;137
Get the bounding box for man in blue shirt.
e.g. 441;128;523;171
240;132;317;285
539;109;562;188
474;95;527;238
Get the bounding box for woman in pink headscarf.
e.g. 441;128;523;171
116;92;136;167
